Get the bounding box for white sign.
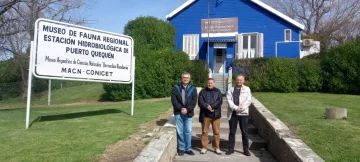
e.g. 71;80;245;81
33;18;134;83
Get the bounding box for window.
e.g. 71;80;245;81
183;34;199;60
285;29;291;42
236;33;263;59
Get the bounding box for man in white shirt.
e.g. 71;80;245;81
225;75;252;156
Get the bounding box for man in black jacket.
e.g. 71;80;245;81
171;72;198;156
198;78;223;155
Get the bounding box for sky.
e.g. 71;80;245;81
81;0;187;34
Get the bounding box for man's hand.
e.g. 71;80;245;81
235;108;242;113
181;108;187;115
207;105;214;112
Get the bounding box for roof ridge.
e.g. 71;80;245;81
165;0;305;30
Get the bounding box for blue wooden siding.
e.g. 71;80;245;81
225;42;235;73
277;42;300;58
168;0;302;63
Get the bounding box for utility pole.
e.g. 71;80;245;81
207;0;210;65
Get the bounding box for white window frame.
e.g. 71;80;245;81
182;34;199;60
236;32;264;59
284;29;292;42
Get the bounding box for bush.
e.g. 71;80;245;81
262;58;299;92
297;58;323;92
102;16;210;101
0;59;21;100
321;38;360;94
303;53;321;60
123;16;176;51
231;58;299;93
102;49;192;101
247;69;263;92
189;60;209;87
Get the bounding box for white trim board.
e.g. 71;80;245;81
201;32;238;37
165;0;197;19
165;0;305;30
251;0;304;30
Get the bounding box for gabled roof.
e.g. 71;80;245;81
165;0;305;30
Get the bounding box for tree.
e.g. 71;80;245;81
261;0;360;50
0;0;22;19
123;16;176;51
0;0;91;99
102;16;194;101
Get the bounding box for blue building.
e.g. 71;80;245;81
166;0;305;75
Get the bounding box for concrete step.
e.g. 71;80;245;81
192;117;254;125
194;106;230;111
173;150;276;162
191;122;258;135
194;109;229;116
191;132;267;150
194;105;229;109
213;75;226;78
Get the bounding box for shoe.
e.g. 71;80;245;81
225;148;234;155
185;150;195;155
244;149;251;156
215;148;222;155
200;148;207;154
178;150;185;156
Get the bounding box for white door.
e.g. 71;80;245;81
213;49;225;73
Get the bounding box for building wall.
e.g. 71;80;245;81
168;0;302;63
225;42;235;73
300;41;320;58
277;42;301;58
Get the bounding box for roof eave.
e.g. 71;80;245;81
166;0;197;20
250;0;305;30
165;0;305;30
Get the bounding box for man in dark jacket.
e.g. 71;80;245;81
198;78;223;155
171;72;198;156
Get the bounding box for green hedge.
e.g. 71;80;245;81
321;38;360;94
102;49;195;101
101;16;210;101
297;58;323;92
263;58;299;92
189;60;209;88
232;57;322;93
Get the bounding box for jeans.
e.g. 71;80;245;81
175;114;192;151
228;113;249;149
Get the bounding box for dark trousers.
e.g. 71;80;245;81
228;112;249;149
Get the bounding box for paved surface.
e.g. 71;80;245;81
173;98;277;162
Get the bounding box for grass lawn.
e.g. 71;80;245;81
0;99;171;162
0;83;104;108
253;92;360;162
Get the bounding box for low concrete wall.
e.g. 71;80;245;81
133;115;177;162
134;87;202;162
250;97;325;162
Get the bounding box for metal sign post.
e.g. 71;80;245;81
131;57;135;116
25;41;34;129
48;79;51;105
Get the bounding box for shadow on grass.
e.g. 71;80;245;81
29;109;129;128
315;114;326;120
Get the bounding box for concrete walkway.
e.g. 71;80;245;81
173;98;277;162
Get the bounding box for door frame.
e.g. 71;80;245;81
213;49;226;74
